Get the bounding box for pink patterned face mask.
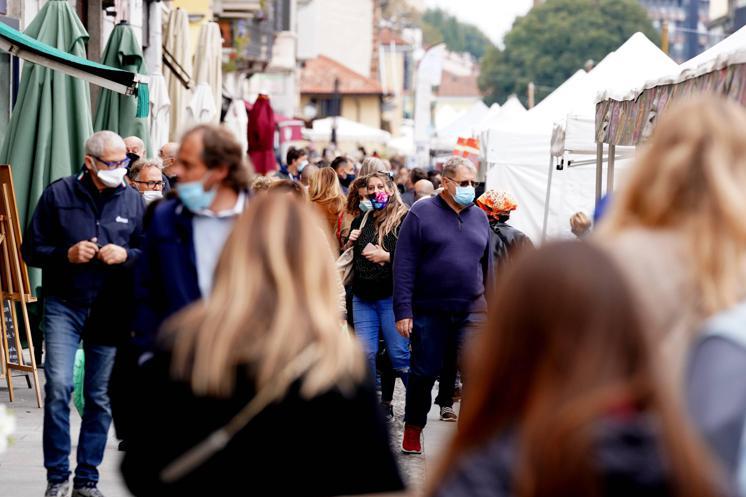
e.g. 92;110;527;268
369;191;390;210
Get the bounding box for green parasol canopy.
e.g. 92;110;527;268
0;0;93;230
94;22;151;156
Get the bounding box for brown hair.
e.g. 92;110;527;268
269;179;307;201
570;211;591;237
600;95;746;315
345;177;369;216
430;241;719;497
309;167;345;217
182;124;251;192
167;194;365;399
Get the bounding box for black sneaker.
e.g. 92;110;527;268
44;481;70;497
440;406;458;422
382;402;394;422
71;484;105;497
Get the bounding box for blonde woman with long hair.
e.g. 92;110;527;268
348;171;410;420
597;95;746;386
309;166;347;252
121;194;405;496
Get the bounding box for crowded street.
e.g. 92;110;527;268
3;0;746;496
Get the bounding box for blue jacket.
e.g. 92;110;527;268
131;198;201;350
22;173;145;307
393;194;490;320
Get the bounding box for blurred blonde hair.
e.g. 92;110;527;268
166;194;365;399
309;167;345;215
570;212;591;237
600;95;746;314
359;157;388;177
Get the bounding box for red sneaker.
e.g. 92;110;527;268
401;424;423;454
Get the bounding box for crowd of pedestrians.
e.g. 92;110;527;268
20;94;746;497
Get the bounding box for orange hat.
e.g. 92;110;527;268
476;190;518;220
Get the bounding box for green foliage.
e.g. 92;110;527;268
421;8;493;60
478;0;659;106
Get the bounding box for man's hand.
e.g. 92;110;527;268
97;244;128;265
68;240;99;264
396;318;413;339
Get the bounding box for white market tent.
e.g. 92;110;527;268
476;96;526;132
431;100;489;150
303;117;391;144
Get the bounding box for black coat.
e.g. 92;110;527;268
488;221;533;271
434;415;682;497
22;172;145;307
121;350;405;497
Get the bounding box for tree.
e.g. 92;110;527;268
478;0;659;106
421;8;493;60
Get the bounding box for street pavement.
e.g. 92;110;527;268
0;371;456;496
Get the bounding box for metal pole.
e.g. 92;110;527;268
541;154;555;241
595;142;604;208
606;144;616;194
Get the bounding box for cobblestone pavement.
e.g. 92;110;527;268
0;371;456;496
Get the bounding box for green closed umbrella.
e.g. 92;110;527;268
94;22;150;156
0;0;93;230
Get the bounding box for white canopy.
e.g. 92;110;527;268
303;117;391;144
476;96;526;132
431;100;489;150
164;8;192;140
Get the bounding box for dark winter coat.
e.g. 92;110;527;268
488;221;533;271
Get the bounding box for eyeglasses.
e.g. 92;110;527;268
91;156;131;170
445;177;475;188
133;180;165;191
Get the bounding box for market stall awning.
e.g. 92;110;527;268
0;20;147;96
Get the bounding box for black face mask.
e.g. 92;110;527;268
340;173;355;188
126;152;140;165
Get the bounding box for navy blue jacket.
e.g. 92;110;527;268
22;173;145;307
131;198;201;350
393;194;490;320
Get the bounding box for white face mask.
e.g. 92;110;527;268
96;167;128;188
142;190;163;205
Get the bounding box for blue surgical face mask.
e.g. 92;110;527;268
359;199;373;212
453;185;476;206
298;160;309;173
176;172;217;212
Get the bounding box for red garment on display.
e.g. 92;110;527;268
247;95;278;175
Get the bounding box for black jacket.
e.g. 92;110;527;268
22;172;145;307
121;350;405;497
488;221;533;271
434;414;686;497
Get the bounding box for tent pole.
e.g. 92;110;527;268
607;144;616;194
541;154;555;242
595;142;604;208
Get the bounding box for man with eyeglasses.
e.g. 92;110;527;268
128;159;166;205
22;130;145;497
393;156;490;455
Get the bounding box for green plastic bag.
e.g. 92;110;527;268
73;348;85;416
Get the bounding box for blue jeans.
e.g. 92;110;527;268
43;297;116;486
352;296;410;380
404;310;485;428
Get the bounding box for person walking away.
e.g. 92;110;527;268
300;163;319;188
394;156;490;454
23;131;145;497
128;159;166;205
121;194;405;496
476;190;533;273
275;146;307;182
131;124;250;352
401;168;428;207
309;167;346;253
349;172;409;420
597;95;746;390
414;179;435;202
429;242;724;497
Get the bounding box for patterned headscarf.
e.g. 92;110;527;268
476;190;518;220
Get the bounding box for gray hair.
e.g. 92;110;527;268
359;157;388;177
85;131;125;158
124;136;146;155
128;158;162;181
442;156;476;178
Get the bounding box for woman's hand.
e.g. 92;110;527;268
348;229;362;243
363;244;390;265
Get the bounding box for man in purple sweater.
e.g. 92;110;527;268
394;156;490;454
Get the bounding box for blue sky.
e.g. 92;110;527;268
424;0;533;46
